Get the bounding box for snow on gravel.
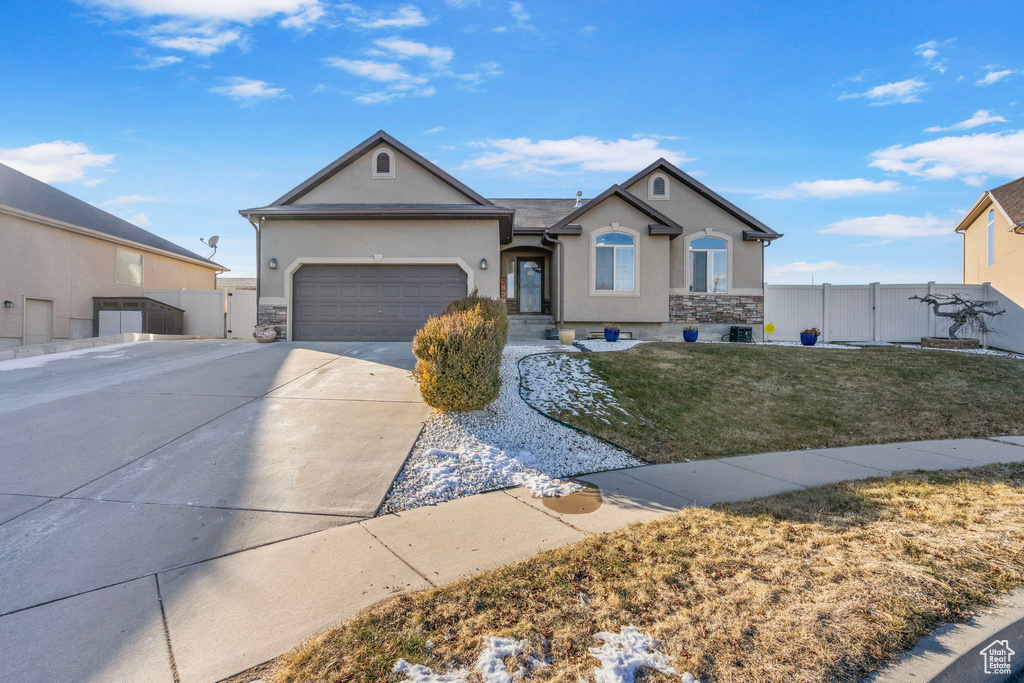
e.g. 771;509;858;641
574;339;647;352
893;343;1024;359
381;346;641;514
0;342;140;371
520;354;631;423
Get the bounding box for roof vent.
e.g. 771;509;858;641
575;190;583;207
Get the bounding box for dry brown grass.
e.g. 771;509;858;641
251;463;1024;683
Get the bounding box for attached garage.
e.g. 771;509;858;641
291;264;468;341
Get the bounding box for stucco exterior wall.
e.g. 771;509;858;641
291;145;476;205
0;213;217;346
963;200;1024;305
257;218;501;301
625;172;764;291
558;195;671;324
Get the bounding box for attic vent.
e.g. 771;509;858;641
375;152;390;175
652;177;666;195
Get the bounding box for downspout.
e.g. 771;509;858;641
245;214;262;305
542;231;565;328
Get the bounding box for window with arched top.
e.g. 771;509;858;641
595;232;635;291
371;149;395;178
689;236;728;292
648;173;669;200
987;209;995;267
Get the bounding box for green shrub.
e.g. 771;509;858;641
412;295;508;411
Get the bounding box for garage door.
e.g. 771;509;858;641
292;264;468;341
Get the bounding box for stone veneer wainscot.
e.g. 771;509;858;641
670;294;764;325
257;304;288;338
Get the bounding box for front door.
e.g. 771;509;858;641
517;259;544;313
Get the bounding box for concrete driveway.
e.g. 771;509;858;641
0;339;428;682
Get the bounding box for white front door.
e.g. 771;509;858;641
24;299;54;345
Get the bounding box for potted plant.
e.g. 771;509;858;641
682;325;699;343
800;327;820;346
602;323;620;343
253;324;277;343
558;328;576;345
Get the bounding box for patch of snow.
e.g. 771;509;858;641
893;343;1024;359
574;339;647;353
382;346;640;514
0;342;141;371
520;354;630;422
588;627;697;683
393;660;470;683
393;636;543;683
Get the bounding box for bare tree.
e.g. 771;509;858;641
910;293;1005;339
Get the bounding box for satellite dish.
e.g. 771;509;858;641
200;235;220;258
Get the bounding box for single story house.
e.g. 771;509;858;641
955;174;1024;306
240;130;781;342
0;162;224;348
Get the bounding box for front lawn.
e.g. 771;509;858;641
555;343;1024;464
253;464;1024;683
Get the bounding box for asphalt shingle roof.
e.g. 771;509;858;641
0;162;221;267
990;176;1024;226
488;198;591;228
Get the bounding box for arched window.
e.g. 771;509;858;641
648;173;669;200
595;232;635;291
689;236;727;293
372;149;395;178
987;209;995;267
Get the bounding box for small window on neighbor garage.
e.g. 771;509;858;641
116;248;144;287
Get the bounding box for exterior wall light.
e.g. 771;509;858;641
269;258;278;269
479;258;488;270
2;300;12;308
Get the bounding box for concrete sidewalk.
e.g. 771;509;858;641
3;436;1024;682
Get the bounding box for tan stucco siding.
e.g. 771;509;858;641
626;173;764;291
258;218;501;299
963;199;1024;304
0;213;216;344
558;196;671;323
291;145;476;205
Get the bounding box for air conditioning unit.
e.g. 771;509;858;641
729;326;753;343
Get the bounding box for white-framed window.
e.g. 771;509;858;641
987;209;995;267
595;232;635;291
648;173;670;200
116;248;144;287
372;148;395;178
689;236;727;292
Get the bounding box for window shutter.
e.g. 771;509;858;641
376;153;390;175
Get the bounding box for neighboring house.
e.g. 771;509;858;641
956;175;1024;306
0;162;224;348
240;130;781;342
217;277;257;290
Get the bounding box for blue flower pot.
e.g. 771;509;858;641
800;333;818;346
603;328;620;342
683;330;699;343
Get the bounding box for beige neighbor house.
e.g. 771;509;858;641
956;175;1024;306
0;162;223;348
240;131;781;342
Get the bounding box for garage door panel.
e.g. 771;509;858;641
292;264;467;341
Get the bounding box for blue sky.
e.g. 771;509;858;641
2;0;1023;282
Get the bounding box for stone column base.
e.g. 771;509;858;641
257;305;287;340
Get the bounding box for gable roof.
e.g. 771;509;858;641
488;198;588;229
0;162;223;269
989;175;1024;229
272;130;493;207
620;158;780;237
548;185;685;237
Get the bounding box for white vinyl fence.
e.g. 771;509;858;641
144;288;257;339
764;282;1024;354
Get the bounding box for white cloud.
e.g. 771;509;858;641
0;141;115;184
820;213;951;238
82;178;106;187
445;0;479;6
425;126;445;134
765;260;881;282
325;58;411;82
915;39;953;73
142;21;242;55
760;178;902;199
462;136;694;174
209;76;286;103
977;68;1016;86
869;130;1024;185
838;78;928;104
342;4;429;29
279;2;324;29
507;1;532;28
925;109;1008;132
454;61;502;87
83;0;323;23
374;37;453;68
126;211;150;226
134;54;184;68
101;194;161;206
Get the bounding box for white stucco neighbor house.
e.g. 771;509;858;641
240;130;782;342
0;162;224;348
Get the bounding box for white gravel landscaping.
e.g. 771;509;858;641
380;345;641;514
520;353;631;424
574;339;647;353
